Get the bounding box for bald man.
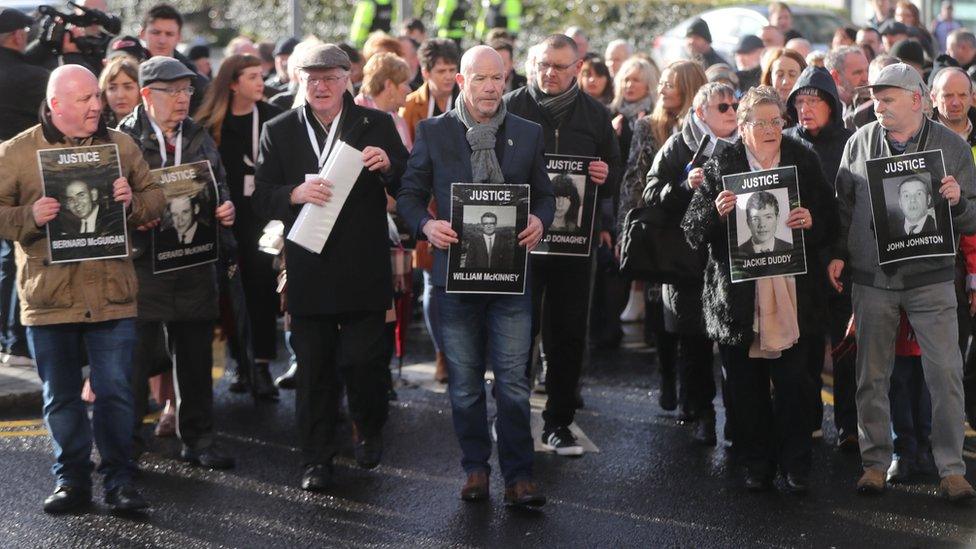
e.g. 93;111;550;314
0;65;164;514
398;45;554;509
931;66;976;143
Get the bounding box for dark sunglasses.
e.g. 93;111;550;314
715;102;739;113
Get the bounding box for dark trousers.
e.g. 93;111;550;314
237;232;279;361
890;355;932;462
589;247;626;345
529;255;591;429
131;320;216;451
806;336;827;432
291;311;389;466
828;288;857;437
0;239;25;355
721;337;815;477
957;286;976;425
677;333;716;414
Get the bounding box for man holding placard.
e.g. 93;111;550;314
253;44;408;492
0;65;164;513
830;63;976;503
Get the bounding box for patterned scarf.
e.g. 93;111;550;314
528;80;579;126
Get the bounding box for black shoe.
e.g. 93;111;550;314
42;485;91;513
693;411;717;447
744;471;773;492
676;409;699;424
353;430;383;469
659;377;677;412
541;425;584;457
252;363;280;401
886;457;915;484
228;368;249;394
784;473;809;494
275;362;297;390
180;445;236;470
104;484;149;513
301;464;332;491
837;432;859;453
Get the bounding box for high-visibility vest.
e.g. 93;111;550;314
436;0;469;41
349;0;395;49
475;0;521;40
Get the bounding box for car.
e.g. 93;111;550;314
651;5;851;68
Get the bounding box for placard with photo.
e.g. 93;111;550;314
866;150;954;265
447;183;530;294
532;154;598;256
150;161;220;274
37;144;128;263
723;166;806;282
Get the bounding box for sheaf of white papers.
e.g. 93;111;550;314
286;140;364;253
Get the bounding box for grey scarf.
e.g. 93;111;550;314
455;94;507;184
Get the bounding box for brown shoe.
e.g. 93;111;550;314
460;471;488;501
503;479;546;509
434;352;448;384
940;475;976;504
856;468;886;495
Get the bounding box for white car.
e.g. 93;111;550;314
652;5;851;67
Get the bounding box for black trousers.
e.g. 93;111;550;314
828;287;857;437
677;333;716;415
291;311;389;466
721;337;815;477
132;320;215;451
237;230;279;361
529;255;591;429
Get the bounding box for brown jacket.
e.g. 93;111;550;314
399;82;432;144
0;110;164;326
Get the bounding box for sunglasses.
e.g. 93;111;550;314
715;102;739;113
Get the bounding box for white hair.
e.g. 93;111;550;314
605;39;631;57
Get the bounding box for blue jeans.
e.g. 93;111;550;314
28;319;138;491
437;289;534;484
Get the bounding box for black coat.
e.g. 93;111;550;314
681;137;838;345
0;47;49;141
253;92;408;316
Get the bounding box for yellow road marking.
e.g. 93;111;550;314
0;419;42;428
821;390;834;406
0;429;46;437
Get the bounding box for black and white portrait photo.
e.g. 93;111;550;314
150;161;219;274
37;144;128;263
736;189;793;254
866;150;955;265
447;182;529;294
533;154;598;256
550;173;584;232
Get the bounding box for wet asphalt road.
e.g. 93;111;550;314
1;322;975;548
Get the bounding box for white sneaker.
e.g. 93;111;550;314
541;426;584;457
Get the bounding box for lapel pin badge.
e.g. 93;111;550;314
508;138;514;146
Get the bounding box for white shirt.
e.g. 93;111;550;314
79;205;99;234
483;233;495;266
903;217;929;235
178;222;198;245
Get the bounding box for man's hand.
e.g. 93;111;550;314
290;177;333;206
32;197;60;227
786;207;813;230
519;214;544;251
599;230;613;249
113;177;132;209
423;219;458;249
828;259;845;293
688;167;705;190
363;146;391;174
941;175;961;206
589;160;609;185
715;190;736;218
216;200;235;227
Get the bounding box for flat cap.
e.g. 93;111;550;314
294;43;351;71
0;8;33;33
139;56;196;87
735;34;764;54
273;37;300;57
856;62;926;94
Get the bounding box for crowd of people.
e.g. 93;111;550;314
1;0;976;516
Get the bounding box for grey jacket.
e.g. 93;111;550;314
834;118;976;289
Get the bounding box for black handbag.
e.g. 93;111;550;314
618;202;705;284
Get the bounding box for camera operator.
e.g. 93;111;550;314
24;0;120;74
0;8;49;141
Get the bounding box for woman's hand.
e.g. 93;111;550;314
688;167;705;190
786;207;813;230
715;190;736;219
612;114;625;136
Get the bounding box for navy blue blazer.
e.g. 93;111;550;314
397;110;555;287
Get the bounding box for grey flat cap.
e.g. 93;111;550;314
856;62;925;94
0;8;33;33
295;44;351;71
139;56;197;87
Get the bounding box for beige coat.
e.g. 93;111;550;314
0;117;164;326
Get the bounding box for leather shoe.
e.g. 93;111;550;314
744;471;773;492
42;485;91;513
784;473;809;495
104;484;149;513
460;471;489;501
301;464;332;491
836;432;859;453
275;361;297;389
252;363;280;401
228;367;249;393
693;410;717;446
940;474;976;505
658;377;677;412
352;424;382;469
503;479;546;508
856;468;886;495
180;445;236;470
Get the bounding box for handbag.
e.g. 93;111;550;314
619;202;705;284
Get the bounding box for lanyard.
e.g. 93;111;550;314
241;104;260;169
305;107;342;169
427;93;452;119
149;116;182;167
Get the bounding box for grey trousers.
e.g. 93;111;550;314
852;281;966;477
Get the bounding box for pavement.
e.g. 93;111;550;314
1;322;975;548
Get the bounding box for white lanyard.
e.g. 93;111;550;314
241;104;260;169
427;93;453;118
305;107;342;169
149;117;182;167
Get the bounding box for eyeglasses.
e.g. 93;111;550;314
745;117;786;130
303;74;347;87
713;102;739;113
536;60;578;73
149;86;194;98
